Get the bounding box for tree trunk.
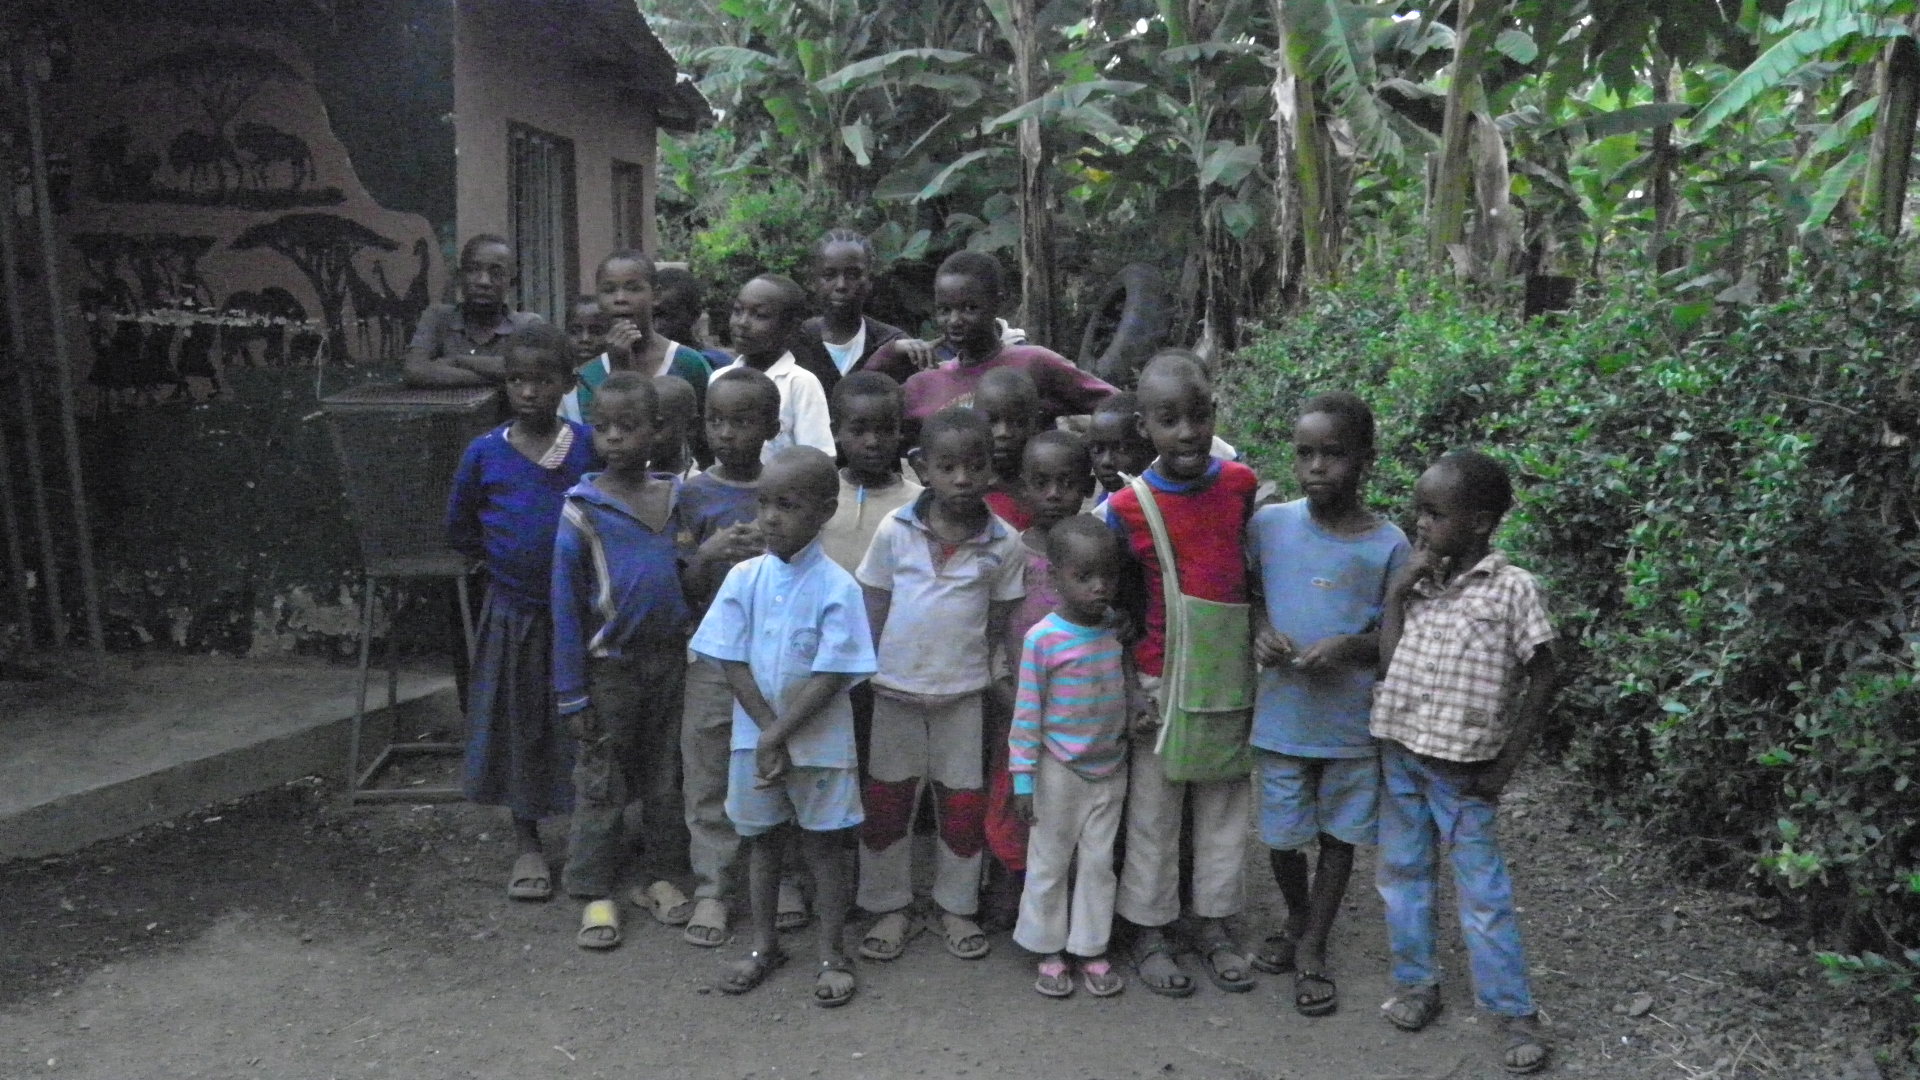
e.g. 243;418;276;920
1865;19;1920;237
1428;0;1499;267
1650;58;1681;273
1012;0;1056;347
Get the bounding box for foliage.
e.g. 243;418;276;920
1220;235;1920;1013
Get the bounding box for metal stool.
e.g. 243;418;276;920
345;553;476;803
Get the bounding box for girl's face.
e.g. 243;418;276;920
705;379;781;471
1050;535;1118;625
503;351;570;421
596;259;654;326
933;272;1000;357
1086;410;1153;494
568;302;609;365
1291;411;1370;513
1021;443;1093;530
813;242;873;320
589;390;658;476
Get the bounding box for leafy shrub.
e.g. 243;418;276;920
1221;238;1920;990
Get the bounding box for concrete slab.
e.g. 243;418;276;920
0;656;458;860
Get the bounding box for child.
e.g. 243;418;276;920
654;267;733;371
649;375;698;477
567;295;609;371
691;447;876;1007
986;431;1096;930
445;321;595;902
1104;350;1260;997
1010;515;1132;998
551;371;695;950
1372;450;1558;1076
802;229;906;375
404;233;543;387
855;407;1024;963
975;366;1043;531
880;252;1116;431
1086;391;1154;503
561;251;712;424
820;372;922;575
676;366;790;947
711;275;836;460
1247;391;1410;1017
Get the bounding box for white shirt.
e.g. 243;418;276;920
822;322;866;375
709;351;834;463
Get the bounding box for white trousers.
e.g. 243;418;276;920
1013;753;1126;957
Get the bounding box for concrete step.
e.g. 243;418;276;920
0;656;459;861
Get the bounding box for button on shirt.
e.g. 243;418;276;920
708;352;834;462
1370;550;1554;763
689;539;876;768
406;303;542;362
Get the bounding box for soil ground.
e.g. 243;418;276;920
0;766;1909;1080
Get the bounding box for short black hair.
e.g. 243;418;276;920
1299;390;1376;450
502;321;573;376
460;233;512;264
1023;429;1091;476
1047;513;1120;567
813;228;875;263
654;267;702;308
569;294;601;312
1136;350;1211;411
762;445;841;502
1434;449;1513;517
975;367;1039;414
652;374;696;415
709;364;781;422
935;250;1005;298
746;273;811;323
596;369;659;415
919;405;992;457
832;369;902;416
597;249;654;284
1092;390;1138;420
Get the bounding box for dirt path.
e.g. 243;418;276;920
0;771;1905;1080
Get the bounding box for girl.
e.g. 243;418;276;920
802;228;907;375
445;321;595;902
561;251;712;425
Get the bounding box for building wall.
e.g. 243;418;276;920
453;0;660;312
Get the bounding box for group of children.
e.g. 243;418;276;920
442;229;1558;1075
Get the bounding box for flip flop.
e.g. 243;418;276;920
1496;1014;1549;1074
1033;955;1073;998
938;912;990;960
683;897;729;947
1294;969;1338;1016
813;956;857;1008
505;852;552;902
858;911;914;961
775;881;811;932
576;899;621;950
1383;984;1443;1032
1248;931;1296;974
633;880;694;926
1130;930;1196;998
1195;933;1256;993
718;947;787;995
1080;955;1125;998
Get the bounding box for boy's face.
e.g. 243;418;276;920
1086;409;1152;494
918;429;992;512
705;380;780;471
568;302;609;366
648;402;691;467
1292;411;1369;513
976;386;1039;479
1051;533;1119;624
933;272;1000;356
1412;464;1490;561
1021;443;1093;530
653;287;700;344
730;279;798;361
1137;373;1216;483
813;242;872;321
597;259;654;327
756;470;836;561
589;390;658;476
503;350;570;421
460;242;514;309
834;393;903;480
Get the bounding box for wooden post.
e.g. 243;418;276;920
0;138;66;648
1012;0;1056;348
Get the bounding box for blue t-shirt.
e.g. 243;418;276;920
676;470;761;617
444;422;595;607
1249;499;1410;758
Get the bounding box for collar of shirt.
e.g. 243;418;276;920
769;537;827;573
898;489;1010;546
1142;457;1224;494
719;352;797;381
453;305;520;347
1410;549;1512;601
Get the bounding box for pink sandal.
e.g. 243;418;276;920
1034;954;1073;998
1080;955;1125;997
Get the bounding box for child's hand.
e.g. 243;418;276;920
1466;758;1517;801
605;319;644;364
697;521;762;567
1130;691;1162;736
1395;543;1453;594
1294;634;1366;674
565;705;601;742
755;741;790;787
1013;792;1035;825
990;674;1016;713
897;338;938;371
1253;623;1296;668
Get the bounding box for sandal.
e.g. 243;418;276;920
1080;955;1125;998
576;899;621;950
1382;984;1443;1032
1034;954;1073;998
1248;931;1296;975
776;880;811;932
1130;929;1195;998
938;911;990;960
1293;969;1338;1016
719;947;788;995
633;880;694;926
1496;1014;1549;1075
858;911;914;961
505;852;552;902
1193;928;1256;993
683;897;729;947
813;955;857;1008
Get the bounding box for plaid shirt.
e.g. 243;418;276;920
1371;550;1554;763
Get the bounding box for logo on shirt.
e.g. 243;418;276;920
1312;576;1336;589
789;628;822;662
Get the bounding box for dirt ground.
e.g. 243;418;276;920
0;766;1909;1080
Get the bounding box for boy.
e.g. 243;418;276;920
654;267;732;371
676;366;783;947
820;372;922;575
403;234;543;387
649;375;698;477
1104;351;1260;997
711;275;836;460
562;252;711;425
1010;515;1131;999
551;371;694;950
1247;391;1409;1017
1086;392;1154;503
855;407;1024;963
1373;450;1558;1076
567;295;609;371
692;447;876;1008
975;366;1042;531
802;229;907;375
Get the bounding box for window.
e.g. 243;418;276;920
508;123;577;323
611;159;648;254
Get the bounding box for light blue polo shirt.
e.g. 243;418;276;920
690;538;876;768
1249;499;1410;758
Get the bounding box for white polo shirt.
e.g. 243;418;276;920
709;352;834;463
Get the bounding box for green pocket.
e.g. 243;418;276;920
1160;597;1255;784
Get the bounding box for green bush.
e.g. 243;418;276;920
1220;238;1920;969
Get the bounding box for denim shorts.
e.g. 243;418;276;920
1254;749;1379;849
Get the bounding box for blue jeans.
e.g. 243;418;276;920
1375;739;1536;1017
